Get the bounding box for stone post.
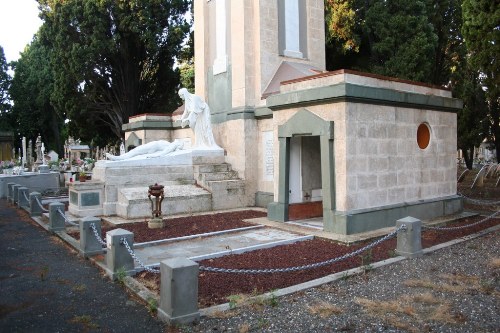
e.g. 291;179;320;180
80;216;105;258
29;192;43;217
48;202;66;232
12;184;22;205
105;228;135;280
396;216;423;258
17;187;29;208
157;258;200;325
7;182;16;203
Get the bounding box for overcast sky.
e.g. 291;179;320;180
0;0;42;63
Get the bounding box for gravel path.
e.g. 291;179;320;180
186;229;500;333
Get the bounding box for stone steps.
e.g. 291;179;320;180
192;162;250;210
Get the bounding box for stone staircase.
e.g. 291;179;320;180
193;163;249;210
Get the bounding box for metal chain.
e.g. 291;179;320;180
458;192;500;206
23;191;30;202
423;210;500;231
34;196;49;213
120;237;160;274
90;222;107;246
199;225;406;274
57;208;78;226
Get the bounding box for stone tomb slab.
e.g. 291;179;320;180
132;228;312;267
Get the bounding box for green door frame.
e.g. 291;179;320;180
267;109;336;230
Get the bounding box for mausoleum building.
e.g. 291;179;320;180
119;0;462;235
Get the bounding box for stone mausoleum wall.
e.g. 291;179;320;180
267;70;462;234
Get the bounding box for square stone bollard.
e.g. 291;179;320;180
79;216;105;258
29;192;43;217
17;187;30;209
105;228;135;280
396;216;423;258
12;184;22;205
49;202;66;233
157;258;200;325
7;182;16;203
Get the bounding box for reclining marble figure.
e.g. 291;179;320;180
105;140;184;161
178;88;220;149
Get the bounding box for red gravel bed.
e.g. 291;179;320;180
67;210;266;243
136;215;500;307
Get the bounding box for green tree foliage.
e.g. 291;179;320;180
0;46;13;130
462;0;500;159
453;65;489;168
325;0;462;86
38;0;191;140
9;37;63;153
363;0;438;82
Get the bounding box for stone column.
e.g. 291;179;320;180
157;258;200;325
396;216;423;258
48;202;66;232
105;228;135;280
29;192;43;217
17;187;29;208
12;184;22;205
80;216;105;258
7;182;16;203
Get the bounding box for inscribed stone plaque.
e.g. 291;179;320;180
81;192;100;206
70;191;78;205
263;131;274;181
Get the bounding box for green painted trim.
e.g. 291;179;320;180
267;82;463;112
255;107;273;119
278;109;334;138
324;195;463;235
255;191;274;208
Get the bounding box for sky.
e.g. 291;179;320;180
0;0;42;63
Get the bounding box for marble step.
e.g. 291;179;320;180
116;184;212;219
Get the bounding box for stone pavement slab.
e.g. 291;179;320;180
133;228;312;266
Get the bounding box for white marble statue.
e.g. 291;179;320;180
178;88;220;149
105;140;184;161
119;141;126;155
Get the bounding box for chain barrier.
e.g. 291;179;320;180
423;210;500;231
90;222;107;247
120;237;160;274
56;208;78;227
34;196;49;213
23;191;30;203
199;224;406;274
457;192;500;206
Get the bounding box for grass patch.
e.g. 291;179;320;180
307;300;343;318
488;257;500;269
69;315;99;330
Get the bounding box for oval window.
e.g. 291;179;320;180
417;123;430;149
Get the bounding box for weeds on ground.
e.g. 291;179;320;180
307;300;343;318
39;266;49;281
238;322;251;333
69;315;99;330
115;267;127;285
147;297;158;314
72;284;86;292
